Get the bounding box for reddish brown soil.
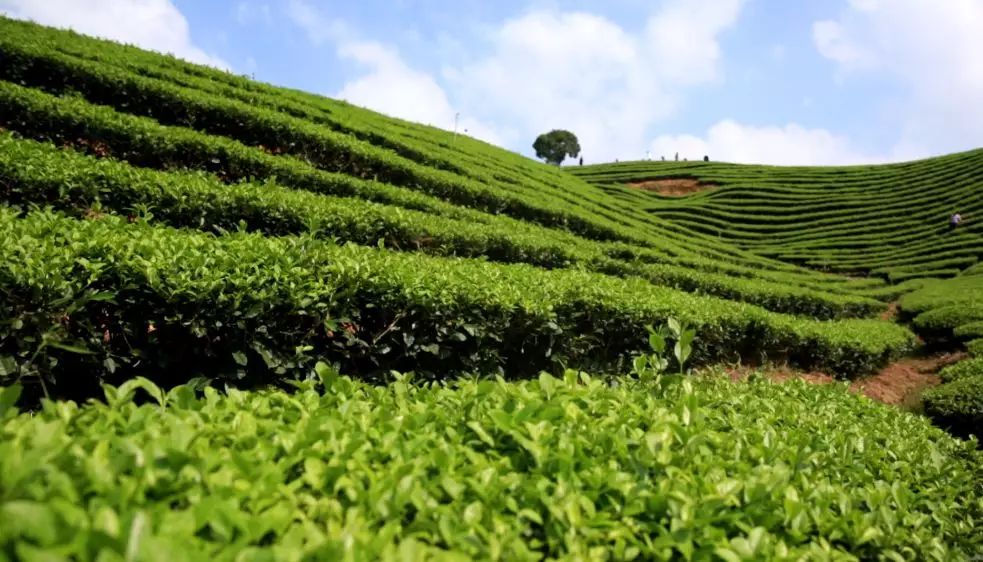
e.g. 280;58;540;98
851;352;965;405
724;352;967;406
626;178;718;196
880;301;899;321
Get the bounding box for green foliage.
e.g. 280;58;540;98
1;375;981;560
631;318;696;380
569;150;983;282
895;277;983;435
923;374;983;439
0;209;913;399
955;322;983;339
533;130;581;165
932;356;983;437
901;277;983;343
0;130;886;319
0;16;981;557
939;358;983;383
913;306;983;340
0;30;614;243
966;338;983;357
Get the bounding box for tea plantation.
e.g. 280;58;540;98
0;17;981;561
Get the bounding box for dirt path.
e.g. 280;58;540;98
880;301;899;321
725;352;966;407
626;178;718;196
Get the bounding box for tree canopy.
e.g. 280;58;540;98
533;130;580;165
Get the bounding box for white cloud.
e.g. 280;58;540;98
335;41;502;144
813;0;983;157
447;11;668;162
448;1;747;163
283;0;747;162
285;0;500;144
812;20;874;68
0;0;228;69
645;0;746;85
649;120;887;165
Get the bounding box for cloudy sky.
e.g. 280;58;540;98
3;0;982;165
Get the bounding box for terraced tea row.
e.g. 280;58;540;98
572;152;983;429
0;208;914;400
0;130;885;320
570;154;983;281
1;15;981;561
580;155;983;434
0;16;851;281
0;28;690;250
897;274;983;435
0;65;887;302
0;18;960;387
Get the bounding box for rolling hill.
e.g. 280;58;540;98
569;153;983;282
0;17;980;561
569;155;983;436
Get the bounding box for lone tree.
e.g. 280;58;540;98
533;130;580;165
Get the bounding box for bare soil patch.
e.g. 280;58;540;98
879;301;899;321
626;178;718;196
851;352;965;405
724;352;966;406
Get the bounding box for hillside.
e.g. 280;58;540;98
0;17;981;561
570;154;983;281
571;157;983;436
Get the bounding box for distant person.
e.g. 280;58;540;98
950;213;963;230
661;156;665;161
579;156;583;166
674;152;679;161
703;155;709;162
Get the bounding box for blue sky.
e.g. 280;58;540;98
2;0;981;164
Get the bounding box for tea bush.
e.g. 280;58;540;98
0;131;884;319
1;373;980;561
923;375;983;439
0;209;914;398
